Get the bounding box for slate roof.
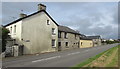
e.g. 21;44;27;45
80;36;93;40
80;34;86;37
4;10;59;27
86;36;101;39
58;25;80;35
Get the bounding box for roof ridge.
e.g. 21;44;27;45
4;10;59;27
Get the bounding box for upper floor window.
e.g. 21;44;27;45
52;28;56;35
75;34;77;39
47;20;50;25
64;32;67;38
58;31;61;38
14;25;16;33
10;27;12;34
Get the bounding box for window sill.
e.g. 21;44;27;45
8;34;11;35
52;33;56;35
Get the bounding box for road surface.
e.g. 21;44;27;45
2;43;119;68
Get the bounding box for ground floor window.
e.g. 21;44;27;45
81;42;83;46
95;43;98;44
58;42;61;46
65;42;68;47
52;39;56;47
90;43;92;45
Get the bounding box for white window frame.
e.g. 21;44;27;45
52;39;56;48
14;25;16;34
47;20;50;25
52;28;56;35
10;26;12;34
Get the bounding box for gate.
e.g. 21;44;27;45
12;45;24;57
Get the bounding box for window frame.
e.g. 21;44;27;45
58;31;61;38
52;39;56;48
64;32;67;38
65;42;68;47
75;34;77;39
58;42;61;46
14;25;16;34
47;20;50;25
52;28;56;35
10;26;12;34
81;42;83;46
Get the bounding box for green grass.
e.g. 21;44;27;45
72;45;119;69
106;45;119;67
106;52;118;67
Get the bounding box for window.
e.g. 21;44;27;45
58;42;61;46
52;39;56;47
66;42;68;47
47;20;50;25
90;43;92;45
75;34;77;39
95;43;98;44
64;32;67;38
10;27;12;34
14;25;16;33
58;32;61;38
52;28;55;35
81;42;83;46
94;39;96;41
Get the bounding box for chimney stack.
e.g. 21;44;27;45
20;13;27;18
38;4;46;11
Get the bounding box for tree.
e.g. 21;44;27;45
1;26;9;52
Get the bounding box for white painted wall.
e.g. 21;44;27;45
21;12;58;54
5;11;58;55
6;21;22;44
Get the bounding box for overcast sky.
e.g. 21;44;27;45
2;2;118;39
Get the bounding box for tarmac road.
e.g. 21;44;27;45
2;43;119;68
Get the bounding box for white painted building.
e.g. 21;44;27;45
5;4;59;54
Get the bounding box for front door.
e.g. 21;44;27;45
58;42;61;51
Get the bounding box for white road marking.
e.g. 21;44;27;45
32;56;61;63
67;52;80;56
31;45;116;63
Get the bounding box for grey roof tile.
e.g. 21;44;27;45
58;25;80;34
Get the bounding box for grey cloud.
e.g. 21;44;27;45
57;4;118;39
2;2;39;25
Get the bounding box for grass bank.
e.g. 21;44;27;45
73;45;119;69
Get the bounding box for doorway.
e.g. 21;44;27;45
58;42;61;51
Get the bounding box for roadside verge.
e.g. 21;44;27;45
72;45;119;69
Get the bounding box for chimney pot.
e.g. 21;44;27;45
38;3;46;11
20;13;27;18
